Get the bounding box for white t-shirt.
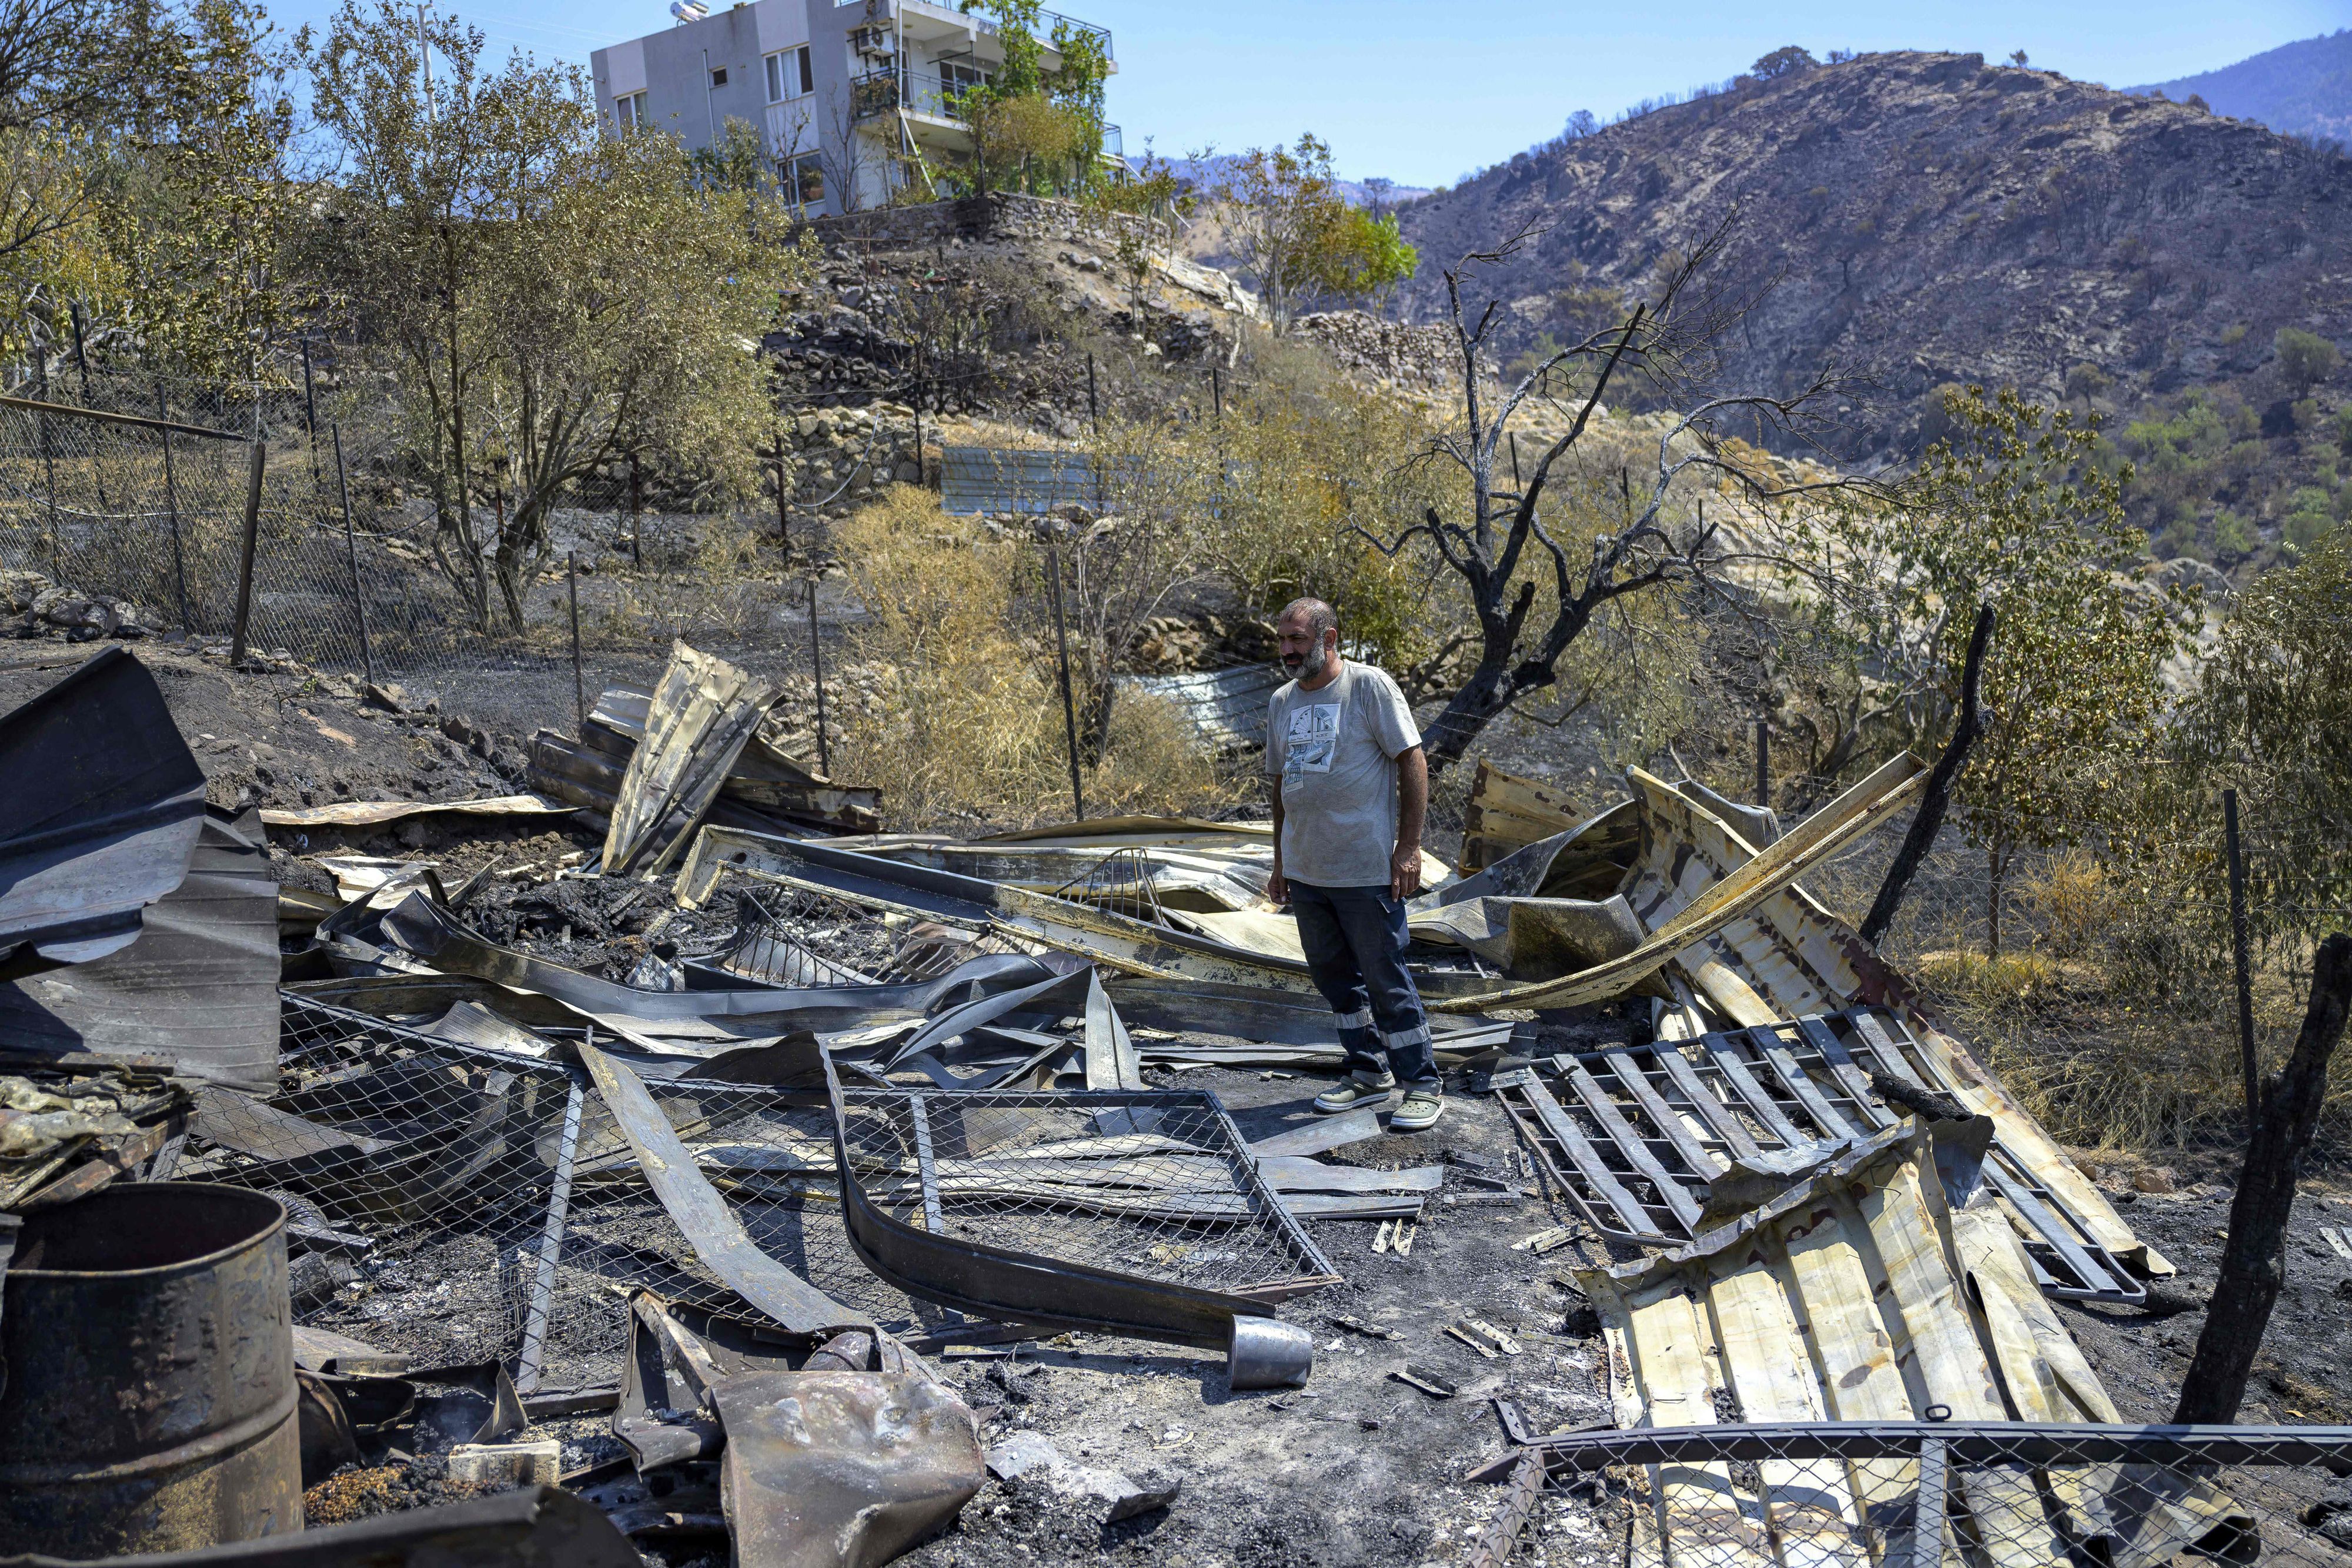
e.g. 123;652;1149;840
1263;661;1422;888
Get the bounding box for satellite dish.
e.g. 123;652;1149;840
669;0;708;20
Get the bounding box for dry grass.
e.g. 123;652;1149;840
829;485;1246;830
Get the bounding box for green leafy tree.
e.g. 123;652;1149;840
1313;206;1417;310
299;0;811;631
2274;326;2341;397
1208;133;1417;330
1876;388;2189;955
955;0;1111;196
2177;521;2352;950
1751;46;1818;80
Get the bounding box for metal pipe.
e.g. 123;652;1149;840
567;552;584;732
806;574;830;776
228;440;265;665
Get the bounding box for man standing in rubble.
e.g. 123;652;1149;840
1264;597;1442;1131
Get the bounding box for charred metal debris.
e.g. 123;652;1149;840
0;641;2337;1568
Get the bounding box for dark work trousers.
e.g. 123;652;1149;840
1288;880;1438;1088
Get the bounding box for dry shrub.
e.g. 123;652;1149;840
831;486;1242;830
2017;849;2114;959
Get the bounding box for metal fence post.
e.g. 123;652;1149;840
1044;530;1084;822
1756;718;1770;808
512;1076;584;1396
300;338;324;502
1086;350;1098;434
629;450;643;567
155;383;190;633
228;440;265;666
567;552;584;733
1912;1435;1947;1568
806;575;831;777
332;423;374;689
35;355;58;581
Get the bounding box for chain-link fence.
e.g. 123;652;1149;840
0;361;847;740
1478;1419;2352;1568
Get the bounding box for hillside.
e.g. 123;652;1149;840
2130;31;2352;145
1389;49;2352;558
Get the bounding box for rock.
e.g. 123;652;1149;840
0;569;49;614
984;1432;1180;1524
2132;1166;2178;1194
446;1439;563;1487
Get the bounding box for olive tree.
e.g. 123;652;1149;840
300;0;811;631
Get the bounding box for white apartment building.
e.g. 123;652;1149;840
590;0;1119;215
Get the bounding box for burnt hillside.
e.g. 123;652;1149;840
1392;51;2352;467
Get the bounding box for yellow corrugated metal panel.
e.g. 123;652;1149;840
1578;1125;2105;1568
1613;770;2171;1281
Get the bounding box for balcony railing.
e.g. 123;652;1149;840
853;65;977;123
853;68;1123;165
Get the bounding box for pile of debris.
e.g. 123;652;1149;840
0;638;2341;1568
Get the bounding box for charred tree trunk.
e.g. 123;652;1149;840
2172;932;2352;1425
1860;604;1993;946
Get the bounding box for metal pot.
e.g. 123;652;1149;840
0;1182;302;1554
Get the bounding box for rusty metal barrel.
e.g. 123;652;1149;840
0;1182;303;1554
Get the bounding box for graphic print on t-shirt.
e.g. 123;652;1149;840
1284;702;1340;777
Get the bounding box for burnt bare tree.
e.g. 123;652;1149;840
1360;214;1869;771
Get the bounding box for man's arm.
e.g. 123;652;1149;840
1267;784;1288;905
1392;745;1427;898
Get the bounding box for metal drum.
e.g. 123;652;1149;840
0;1182;302;1554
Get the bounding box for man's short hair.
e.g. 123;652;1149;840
1278;597;1337;641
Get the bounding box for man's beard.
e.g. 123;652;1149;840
1281;641;1329;680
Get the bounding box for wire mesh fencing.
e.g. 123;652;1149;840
830;1083;1336;1303
1482;1420;2352;1568
167;995;979;1388
0;363;834;738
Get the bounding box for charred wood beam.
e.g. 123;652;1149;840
1860;604;1993;947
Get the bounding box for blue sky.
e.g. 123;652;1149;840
267;0;2352;187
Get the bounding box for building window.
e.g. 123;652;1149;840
614;91;647;131
938;58;987;105
709;65;727;87
781;152;824;208
766;45;811;102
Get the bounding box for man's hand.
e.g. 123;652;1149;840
1267;861;1289;907
1390;842;1423;900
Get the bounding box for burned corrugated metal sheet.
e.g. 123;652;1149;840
1578;1122;2128;1568
602;643;780;877
1432;756;1929;1017
939;446;1098;515
1495;1007;2144;1302
0;647;206;982
1113;665;1282;755
0;807;280;1093
1613;764;2171;1279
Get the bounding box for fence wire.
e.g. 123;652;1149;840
1496;1424;2352;1568
169;995;975;1386
0;364;831;739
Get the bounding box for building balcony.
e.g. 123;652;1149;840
850;68;1124;166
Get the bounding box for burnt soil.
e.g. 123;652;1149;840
14;641;2352;1566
